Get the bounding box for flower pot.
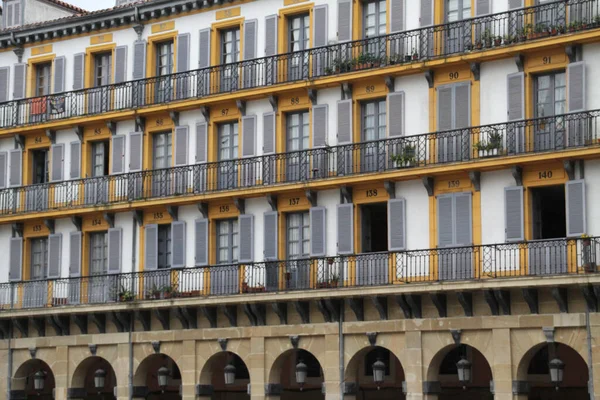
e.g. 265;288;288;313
478;148;499;158
412;54;419;61
404;55;412;62
494;39;502;46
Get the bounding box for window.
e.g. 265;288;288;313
155;41;174;77
32;149;49;185
220;28;240;91
30;237;49;280
94;52;112;87
534;71;566;150
91;141;110;177
437;82;470;163
361;99;386;172
217;122;239;189
287;212;310;259
89;232;108;276
446;0;471;22
157;224;172;269
445;0;471;53
153;132;173;170
217;219;239;264
35;63;52;97
363;0;386;38
4;0;21;28
288;14;310;80
285;111;310;181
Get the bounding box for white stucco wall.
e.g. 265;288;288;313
479;58;518;126
480;169;517;245
24;0;77;26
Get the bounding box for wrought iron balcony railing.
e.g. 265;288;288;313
0;0;598;129
0;236;597;310
0;109;598;216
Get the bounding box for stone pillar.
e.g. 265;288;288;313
115;343;130;400
324;334;340;400
54;346;69;400
492;329;513;400
249;336;265;400
181;340;197;400
404;331;425;400
0;348;8;397
590;318;600;399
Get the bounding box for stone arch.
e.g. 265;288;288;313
133;353;182;395
12;359;55;393
198;350;250;386
344;344;405;382
70;356;118;391
266;338;329;385
267;348;325;388
515;341;589;384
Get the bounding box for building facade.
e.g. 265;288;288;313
0;0;599;399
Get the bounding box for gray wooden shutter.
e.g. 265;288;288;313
70;141;81;179
310;207;327;256
263;112;276;154
9;237;23;281
312;104;328;147
199;28;211;68
171;221;186;268
73;53;85;90
195;218;209;266
111;135;125;174
455;82;470;129
239;214;254;263
388;199;406;251
390;0;405;32
0;152;6;189
313;5;328;47
242;115;257;157
175;125;189;166
265;15;278;56
13;1;21;25
504;186;524;242
437;194;454;247
53;56;66;93
263;211;278;260
567;62;585;112
50;143;64;182
133;40;147;80
69;231;82;277
108;228;122;274
177;33;191;72
114;46;128;84
196;121;208;163
9;149;22;187
507;72;525;121
476;0;491;15
566;180;586;237
13;63;27;100
0;67;9;102
48;233;62;279
437;86;453;130
508;0;523;9
337;0;352;42
243;20;257;60
145;224;158;270
420;0;434;26
337;203;353;255
337;99;353;144
5;2;13;27
129;132;143;172
388;92;405;137
454;193;472;246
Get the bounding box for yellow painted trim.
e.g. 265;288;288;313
31;44;53;56
151;20;176;34
216;7;241;20
278;3;314;54
211;17;245;66
144;112;175;171
26;53;56;98
90;34;114;45
147;31;179;79
434;0;444;25
85;43;117;89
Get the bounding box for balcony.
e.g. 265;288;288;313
0;0;598;130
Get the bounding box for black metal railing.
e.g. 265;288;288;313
0;109;598;216
0;0;598;129
0;236;597;310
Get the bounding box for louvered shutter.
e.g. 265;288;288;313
129;132;143;172
507;72;525;121
177;33;191;72
13;63;27;100
437;86;453;130
313;5;328;47
337;99;353;144
195;218;209;266
114;46;128;83
0;67;9;102
174;125;189;166
5;3;13;27
390;0;405;32
263;211;278;260
476;0;490;15
388;92;405;137
454;83;470;129
108;228;122;273
263;112;276;154
53;56;66;93
13;1;21;25
48;233;62;279
312;104;328;147
145;224;158;270
199;28;211;68
337;0;352;42
50;143;64;182
69;231;82;277
111;135;125;174
567;62;585;112
73;53;85;90
388;199;406;251
566;180;586;237
242;115;256;157
239;214;254;263
9;237;23;281
437;195;454;247
508;0;523;9
133;40;147;80
454;193;472;245
0;152;6;189
243;20;257;60
337;203;353;255
265;15;278;56
420;0;434;26
70;141;81;179
504;186;524;242
9;149;22;187
171;221;186;268
196;121;208;163
310;207;327;257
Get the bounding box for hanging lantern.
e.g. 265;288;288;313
456;357;472;389
33;370;46;392
295;360;307;390
549;358;565;390
372;358;386;389
224;363;236;385
157;366;169;389
94;369;106;391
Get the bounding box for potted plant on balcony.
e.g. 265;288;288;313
474;132;502;158
392;144;416;168
317;274;339;289
581;234;596;272
118;288;135;302
595;14;600;27
412;50;419;61
494;36;503;47
550;25;559;36
147;285;162;300
482;29;493;48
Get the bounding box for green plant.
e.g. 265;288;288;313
595;14;600;24
392;144;416;165
488;131;503;149
118;287;135;301
534;23;547;33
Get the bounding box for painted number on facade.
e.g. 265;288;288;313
219;205;230;213
34;137;43;143
289;197;300;206
32;225;42;232
447;180;460;188
155;118;164;126
221;109;229;116
222;9;233;18
538;170;553;179
543;56;552;65
365;85;375;93
153;212;164;219
366;189;378;198
92;219;102;226
93;128;103;135
449;72;459;80
290;97;300;105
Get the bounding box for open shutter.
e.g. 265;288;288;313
567;62;585;112
420;0;434;26
129;132;143;172
505;186;524;242
70;141;81;179
177;33;191;72
263;112;276;154
145;224;158;270
174;125;189;166
13;63;27;100
9;237;23;281
454;193;472;246
388;92;405;137
111;135;125;174
390;0;405;32
48;233;62;279
312;104;328;147
199;28;211;68
337;99;353;144
508;0;523;9
108;228;122;274
388;199;406;251
454;82;470;129
50;143;64;182
437;195;454;247
114;46;128;83
242;115;256;157
507;72;525;121
69;231;82;277
53;56;66;93
337;203;353;255
196;121;208;163
263;211;278;260
313;5;328;47
337;0;352;42
476;0;491;15
171;221;187;268
9;149;22;187
0;152;6;189
0;67;9;102
265;15;278;56
239;214;254;263
566;180;586;237
437;85;453;130
310;207;327;257
195;218;209;266
133;40;147;80
243;20;257;60
73;53;85;90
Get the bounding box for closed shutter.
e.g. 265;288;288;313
111;135;125;174
242;115;256;157
566;180;586;237
337;0;352;42
476;0;491;15
70;141;81;179
13;63;27;100
437;86;453;131
454;82;470;129
265;15;278;56
50;143;64;182
174;125;189;166
5;3;13;27
312;104;328;147
507;72;525;121
199;28;211;68
171;221;186;268
504;186;524;242
73;53;85;90
0;152;6;189
129;132;143;172
390;0;405;33
388;92;405;137
133;40;147;80
437;195;454;247
388;199;406;251
263;211;278;260
196;121;208;163
53;56;66;93
337;99;353;144
0;67;9;102
508;0;523;9
145;224;158;271
115;46;128;84
239;214;254;263
108;228;122;274
454;193;472;245
420;0;434;26
195;218;209;266
243;20;257;60
69;231;82;277
177;33;191;72
9;149;22;187
313;5;328;47
9;237;23;281
263;112;276;154
48;233;62;279
13;1;21;25
567;62;585;112
337;203;353;255
310;207;327;256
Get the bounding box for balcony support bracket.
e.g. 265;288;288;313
103;212;115;228
133;310;150;331
14;134;25;150
197;202;209;218
236;100;246;116
89;313;106;334
74;126;84;142
200;106;210;123
484;290;500;316
200;306;217;328
173;307;196;329
340;186;352;204
494;290;511;315
384;76;395;92
135;116;146;132
251;303;267;326
44;219;55;234
71;314;88;335
470;62;480;81
169;111;180;127
221;305;237;327
108;311;129;333
396;295;412;319
106;121;117;136
522;288;538;314
341;83;353;100
70;216;82;231
316;299;332;322
48;315;70;336
422;177;434;197
469;171;481;192
582;285;598;312
154;309;170;330
167;206;178;221
511;166;523;186
430;293;447;318
551;287;568;313
272;302;287;324
234;198;245;214
13;46;24;63
12;318;28;337
294;301;310;324
325;299;340;322
308;89;317;105
0;320;9;339
268;95;278;112
134;210;144;226
371;296;388;320
348;298;364;321
514;54;524;72
305;190;318;207
133;24;145;40
456;292;473;317
45;129;56;144
29;317;45;337
384;181;395;199
266;195;278;211
424;70;434;88
563;160;576;180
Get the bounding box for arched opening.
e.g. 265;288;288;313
70;357;117;399
13;359;55;400
200;351;250;400
268;349;325;400
134;354;182;400
345;346;405;400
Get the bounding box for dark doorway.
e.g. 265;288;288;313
361;203;388;253
531;185;566;240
